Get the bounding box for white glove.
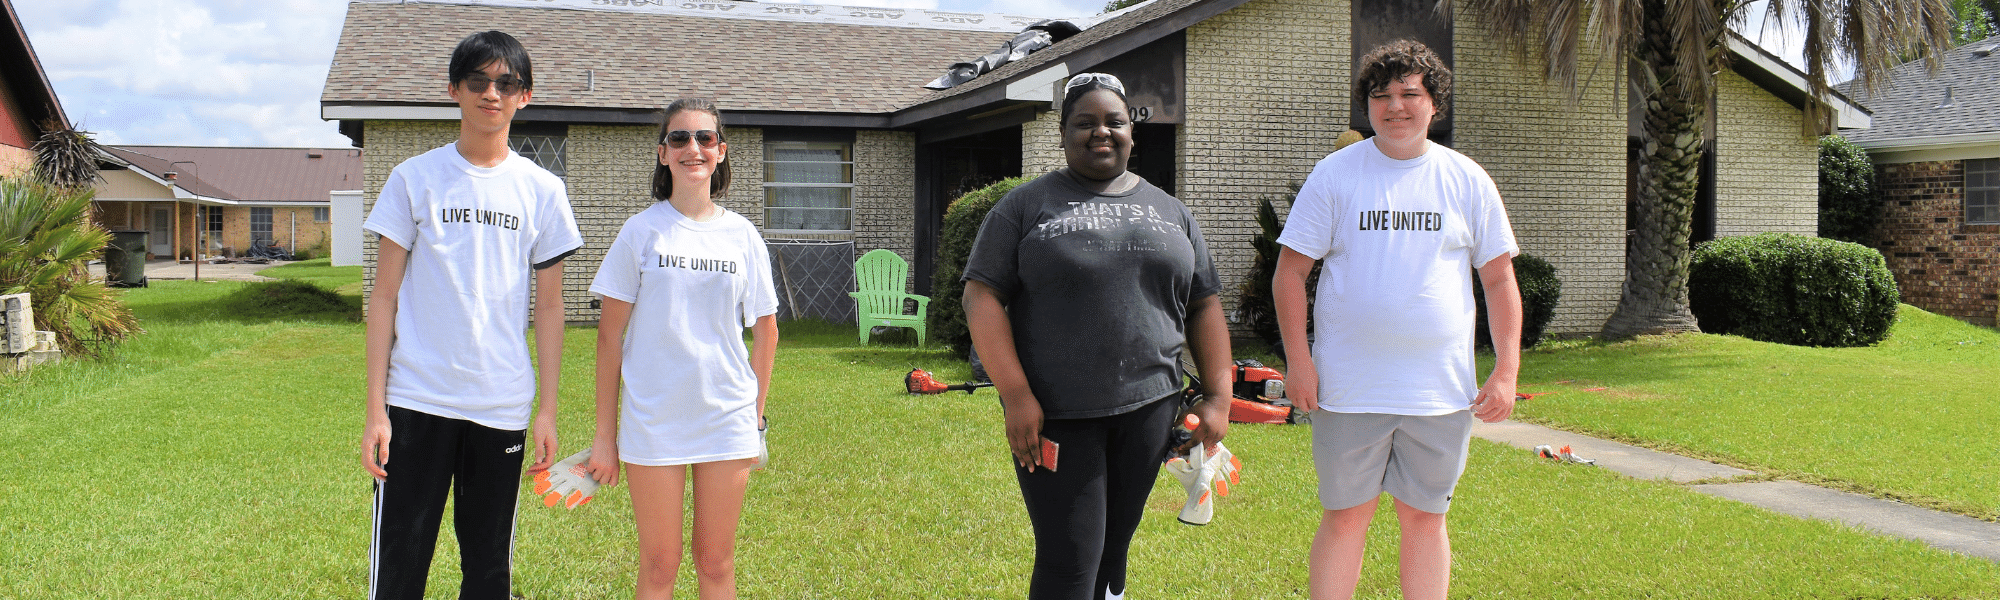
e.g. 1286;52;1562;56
1166;442;1236;525
532;448;600;509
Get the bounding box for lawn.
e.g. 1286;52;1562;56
3;272;1998;599
1506;306;2000;521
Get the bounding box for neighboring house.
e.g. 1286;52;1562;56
325;0;1856;336
90;146;363;260
0;0;67;176
1839;35;2000;327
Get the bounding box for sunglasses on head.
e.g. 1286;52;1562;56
461;73;526;96
663;129;722;149
1064;72;1126;95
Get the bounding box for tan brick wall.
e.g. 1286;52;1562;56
1180;0;1347;336
564;124;662;321
854;129;916;289
1444;3;1628;337
1022;110;1065;177
361;121;460;307
1715;69;1817;237
1874;160;2000;327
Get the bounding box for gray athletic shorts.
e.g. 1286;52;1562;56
1311;410;1474;514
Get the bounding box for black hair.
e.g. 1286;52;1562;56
1059;78;1130;125
448;31;534;90
1353;39;1452;123
651;98;731;200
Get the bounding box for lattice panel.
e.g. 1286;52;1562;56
766;240;856;324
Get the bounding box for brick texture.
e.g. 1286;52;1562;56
1715;70;1817;237
1874;160;2000;326
853;129;917;288
1179;0;1347;334
1437;3;1627;337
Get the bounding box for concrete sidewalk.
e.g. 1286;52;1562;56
1474;420;2000;562
88;259;288;283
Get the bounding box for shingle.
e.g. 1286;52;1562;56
1839;35;2000;144
322;2;1014;114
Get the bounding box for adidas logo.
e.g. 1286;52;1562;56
505;444;523;454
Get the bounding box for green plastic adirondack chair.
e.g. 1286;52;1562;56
849;249;929;346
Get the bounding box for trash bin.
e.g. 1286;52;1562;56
104;231;148;288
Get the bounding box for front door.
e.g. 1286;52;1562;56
149;208;171;256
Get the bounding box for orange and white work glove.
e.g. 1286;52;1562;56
532;448;600;509
1165;440;1241;526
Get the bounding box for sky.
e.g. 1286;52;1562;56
14;0;1819;149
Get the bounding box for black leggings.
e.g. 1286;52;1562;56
1017;395;1177;600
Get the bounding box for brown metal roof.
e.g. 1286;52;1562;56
105;145;363;203
323;2;1015;114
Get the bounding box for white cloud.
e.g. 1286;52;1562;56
17;0;351;147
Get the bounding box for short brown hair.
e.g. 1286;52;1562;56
1353;39;1452;123
651;98;731;200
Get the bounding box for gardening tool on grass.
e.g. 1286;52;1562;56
905;368;992;395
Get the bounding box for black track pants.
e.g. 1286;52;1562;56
1016;395;1177;600
369;406;526;600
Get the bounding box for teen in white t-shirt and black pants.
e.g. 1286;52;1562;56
360;31;583;600
585;98;780;600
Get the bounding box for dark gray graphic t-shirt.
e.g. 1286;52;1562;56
963;171;1222;419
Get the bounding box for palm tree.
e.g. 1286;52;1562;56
1458;0;1953;339
1;173;139;358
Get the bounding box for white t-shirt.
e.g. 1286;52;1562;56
1277;138;1519;415
589;204;779;466
363;143;582;430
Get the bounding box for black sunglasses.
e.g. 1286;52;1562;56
664;129;722;149
461;73;525;96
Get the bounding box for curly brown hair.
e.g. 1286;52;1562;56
1353;39;1452;124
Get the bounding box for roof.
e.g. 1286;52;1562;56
1837;35;2000;148
911;0;1214;106
0;0;67;140
103;145;362;204
322;1;1018;119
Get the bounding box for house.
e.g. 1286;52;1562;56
0;0;67;176
325;0;1855;336
1839;35;2000;327
89;145;363;260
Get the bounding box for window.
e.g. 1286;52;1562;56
1969;158;2000;224
205;206;223;236
763;135;855;232
313;207;330;223
251;207;273;242
510;123;568;177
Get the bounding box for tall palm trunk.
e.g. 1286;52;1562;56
1600;0;1710;339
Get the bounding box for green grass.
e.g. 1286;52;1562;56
1507;305;2000;521
5;284;1999;598
259;258;365;295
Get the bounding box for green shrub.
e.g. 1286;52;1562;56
1233;193;1314;351
0;176;138;357
1474;252;1562;349
218;279;360;321
1689;233;1899;347
929;177;1029;358
1818;135;1880;246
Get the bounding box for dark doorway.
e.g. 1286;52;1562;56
915;126;1023;294
1131;122;1176;195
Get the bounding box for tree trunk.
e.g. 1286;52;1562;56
1600;3;1707;340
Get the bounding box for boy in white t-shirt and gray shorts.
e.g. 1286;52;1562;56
358;31;583;600
1273;39;1523;600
